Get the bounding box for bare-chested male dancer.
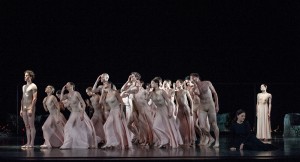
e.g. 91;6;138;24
20;70;37;148
190;73;220;148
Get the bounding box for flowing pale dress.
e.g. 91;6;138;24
151;90;183;148
60;99;99;149
102;94;132;149
256;93;272;139
42;97;67;148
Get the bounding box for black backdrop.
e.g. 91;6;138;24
0;0;299;134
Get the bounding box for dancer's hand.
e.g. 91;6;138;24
215;105;219;113
97;75;102;81
85;99;91;107
28;109;32;117
128;75;133;82
80;114;84;121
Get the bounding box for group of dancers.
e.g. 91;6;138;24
20;70;221;149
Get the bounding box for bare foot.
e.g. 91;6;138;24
200;136;209;146
40;144;49;148
207;138;215;146
21;144;28;148
213;142;219;148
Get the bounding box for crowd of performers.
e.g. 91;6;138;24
20;70;220;149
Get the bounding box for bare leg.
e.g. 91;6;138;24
193;111;202;143
21;112;30;148
41;117;53;148
28;111;36;147
207;111;219;148
193;111;202;146
205;116;215;146
198;111;210;146
127;112;139;144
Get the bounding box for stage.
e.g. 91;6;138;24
0;134;299;162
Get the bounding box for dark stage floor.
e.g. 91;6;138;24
0;134;299;162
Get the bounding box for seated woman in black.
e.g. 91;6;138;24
230;109;278;151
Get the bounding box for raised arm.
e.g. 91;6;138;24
92;75;102;93
60;85;67;101
121;75;133;92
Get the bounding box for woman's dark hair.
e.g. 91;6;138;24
190;73;200;79
151;78;160;90
131;72;141;80
86;87;93;91
232;109;246;123
261;83;267;87
68;82;75;90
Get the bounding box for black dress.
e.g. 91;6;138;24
230;121;278;151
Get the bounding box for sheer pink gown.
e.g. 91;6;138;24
60;102;99;149
151;90;183;148
256;94;272;139
42;98;67;148
90;105;106;143
132;88;154;145
176;89;196;146
102;94;132;149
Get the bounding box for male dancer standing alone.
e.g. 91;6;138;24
20;70;37;148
